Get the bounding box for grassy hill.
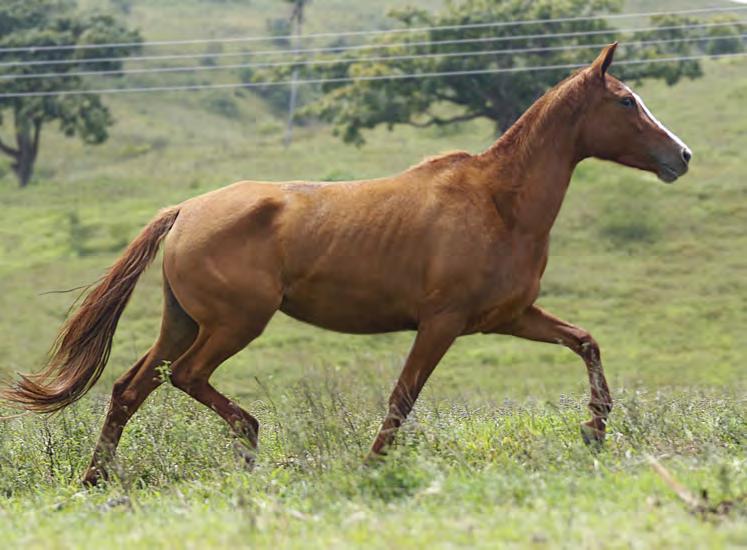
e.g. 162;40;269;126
0;1;745;547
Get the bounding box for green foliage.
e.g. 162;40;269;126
614;14;707;85
265;16;293;48
241;66;294;115
291;0;738;145
241;65;316;123
201;93;241;118
704;16;746;55
0;0;141;186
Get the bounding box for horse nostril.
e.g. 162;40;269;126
682;148;692;164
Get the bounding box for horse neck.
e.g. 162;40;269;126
479;80;586;236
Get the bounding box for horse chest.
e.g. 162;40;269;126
465;236;549;332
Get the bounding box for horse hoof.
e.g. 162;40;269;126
580;422;606;447
233;441;257;471
363;451;387;467
81;469;102;488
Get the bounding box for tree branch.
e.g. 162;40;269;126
433;91;459;103
409;111;483;128
0;136;19;158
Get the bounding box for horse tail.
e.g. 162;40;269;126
1;206;181;413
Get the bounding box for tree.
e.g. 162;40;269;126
703;15;745;55
242;1;313;141
283;0;729;145
0;1;141;187
283;0;311;147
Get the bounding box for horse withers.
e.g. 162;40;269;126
2;44;692;486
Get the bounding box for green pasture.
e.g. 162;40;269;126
0;0;745;547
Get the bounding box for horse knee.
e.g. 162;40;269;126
169;369;195;394
111;377;130;399
110;371;140;407
107;383;141;419
573;330;600;364
170;369;212;401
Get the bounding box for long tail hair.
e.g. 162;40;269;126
1;206;181;413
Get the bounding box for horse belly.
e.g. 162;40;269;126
279;278;418;334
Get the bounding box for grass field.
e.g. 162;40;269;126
0;1;746;547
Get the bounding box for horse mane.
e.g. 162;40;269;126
404;69;591;186
485;69;590;162
409;150;473;172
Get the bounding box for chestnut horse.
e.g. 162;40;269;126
2;44;691;485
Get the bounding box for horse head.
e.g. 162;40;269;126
578;43;692;183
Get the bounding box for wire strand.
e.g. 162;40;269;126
0;20;740;69
1;51;743;99
0;5;743;54
3;33;743;82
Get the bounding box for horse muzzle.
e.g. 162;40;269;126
656;146;692;183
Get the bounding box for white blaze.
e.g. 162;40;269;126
627;86;690;154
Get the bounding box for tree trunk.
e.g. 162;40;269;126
14;150;34;188
10;114;42;188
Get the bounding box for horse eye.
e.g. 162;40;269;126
620;96;636;108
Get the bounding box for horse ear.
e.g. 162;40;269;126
591;42;618;79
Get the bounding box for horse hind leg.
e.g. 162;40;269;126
82;279;198;486
168;299;280;469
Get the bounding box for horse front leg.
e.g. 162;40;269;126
497;304;613;444
368;314;465;457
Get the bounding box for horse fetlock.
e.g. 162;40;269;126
588;399;613;417
232;417;260;448
242;414;260;436
81;464;108;487
384;406;407;427
370;424;400;455
580;418;606;446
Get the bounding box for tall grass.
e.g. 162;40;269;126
1;365;744;495
0;368;744;547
